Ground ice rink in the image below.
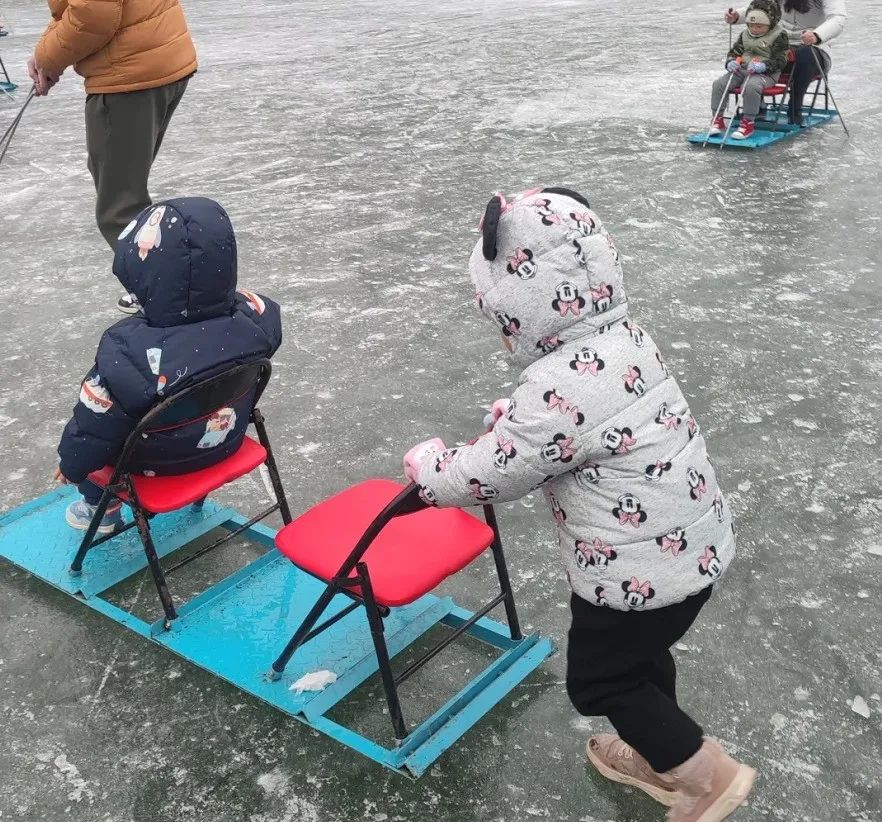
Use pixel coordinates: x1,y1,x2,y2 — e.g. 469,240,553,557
0,0,880,819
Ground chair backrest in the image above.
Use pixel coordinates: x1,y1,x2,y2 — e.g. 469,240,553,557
111,359,272,480
336,483,429,580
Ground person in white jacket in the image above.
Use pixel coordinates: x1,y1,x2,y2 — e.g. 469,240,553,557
403,188,755,822
725,0,847,125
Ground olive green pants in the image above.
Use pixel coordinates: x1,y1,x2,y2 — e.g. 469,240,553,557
85,76,189,250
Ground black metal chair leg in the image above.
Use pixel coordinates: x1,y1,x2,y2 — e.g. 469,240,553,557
483,505,523,641
133,505,178,628
358,563,407,740
269,584,339,678
69,488,114,575
253,409,293,525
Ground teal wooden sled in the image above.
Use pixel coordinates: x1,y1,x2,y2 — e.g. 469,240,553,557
0,485,553,776
688,106,837,149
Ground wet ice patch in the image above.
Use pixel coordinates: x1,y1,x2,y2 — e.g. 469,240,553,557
52,754,96,803
295,442,322,457
257,769,289,794
793,419,818,430
253,768,321,822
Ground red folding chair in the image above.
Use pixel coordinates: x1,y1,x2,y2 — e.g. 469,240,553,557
69,360,291,629
268,479,523,740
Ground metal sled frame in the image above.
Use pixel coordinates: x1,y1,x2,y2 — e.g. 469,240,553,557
689,71,835,149
0,486,552,776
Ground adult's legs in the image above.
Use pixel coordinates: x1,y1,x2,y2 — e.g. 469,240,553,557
85,77,190,250
566,586,712,774
788,45,830,125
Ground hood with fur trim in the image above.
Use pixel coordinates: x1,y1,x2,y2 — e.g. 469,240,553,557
469,187,628,368
745,0,782,28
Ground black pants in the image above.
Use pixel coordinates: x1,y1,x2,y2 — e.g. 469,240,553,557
788,45,830,125
566,586,712,774
78,480,104,506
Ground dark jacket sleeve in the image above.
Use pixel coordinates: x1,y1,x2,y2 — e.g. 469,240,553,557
767,32,790,73
57,364,140,484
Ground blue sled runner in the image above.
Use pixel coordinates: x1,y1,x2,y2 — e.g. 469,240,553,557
688,106,837,149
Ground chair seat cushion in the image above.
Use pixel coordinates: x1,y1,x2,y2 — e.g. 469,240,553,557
88,435,267,514
275,478,495,607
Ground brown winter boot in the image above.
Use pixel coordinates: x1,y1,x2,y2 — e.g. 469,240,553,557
661,739,756,821
586,734,679,806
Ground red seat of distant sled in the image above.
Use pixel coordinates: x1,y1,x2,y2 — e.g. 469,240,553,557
731,74,820,97
275,478,495,607
88,435,267,514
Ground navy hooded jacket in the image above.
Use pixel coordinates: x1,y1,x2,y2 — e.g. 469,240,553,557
58,198,282,484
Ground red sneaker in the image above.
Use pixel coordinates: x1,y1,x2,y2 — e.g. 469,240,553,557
731,118,755,140
708,116,726,136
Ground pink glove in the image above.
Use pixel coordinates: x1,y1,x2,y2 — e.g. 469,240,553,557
403,438,446,482
482,398,511,431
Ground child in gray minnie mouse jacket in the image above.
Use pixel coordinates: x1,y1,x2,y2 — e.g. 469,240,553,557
403,187,755,822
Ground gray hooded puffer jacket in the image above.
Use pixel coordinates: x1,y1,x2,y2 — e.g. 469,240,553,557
416,189,736,611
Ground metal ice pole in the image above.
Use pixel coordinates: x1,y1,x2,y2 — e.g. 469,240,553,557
704,55,743,147
0,85,35,166
810,46,849,137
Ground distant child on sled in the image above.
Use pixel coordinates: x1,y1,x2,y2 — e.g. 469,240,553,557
403,187,755,821
710,0,789,140
54,198,281,532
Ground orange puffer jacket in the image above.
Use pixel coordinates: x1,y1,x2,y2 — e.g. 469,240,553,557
35,0,197,94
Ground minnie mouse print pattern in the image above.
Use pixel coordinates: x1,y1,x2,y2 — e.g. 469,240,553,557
414,189,736,611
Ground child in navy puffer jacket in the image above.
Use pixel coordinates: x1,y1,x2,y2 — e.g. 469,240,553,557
403,187,755,821
55,197,282,532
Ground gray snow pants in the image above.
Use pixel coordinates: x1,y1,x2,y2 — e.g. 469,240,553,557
711,68,779,120
85,76,190,250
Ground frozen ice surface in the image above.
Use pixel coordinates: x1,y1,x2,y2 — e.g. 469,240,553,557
1,0,881,820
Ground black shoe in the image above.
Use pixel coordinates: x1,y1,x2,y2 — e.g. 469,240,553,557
117,293,141,314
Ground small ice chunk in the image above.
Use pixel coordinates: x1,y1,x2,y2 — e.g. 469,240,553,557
851,696,871,719
857,591,870,599
670,341,691,349
675,643,691,652
793,419,818,430
867,546,882,557
289,670,338,694
787,394,804,402
737,480,752,492
805,502,825,513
